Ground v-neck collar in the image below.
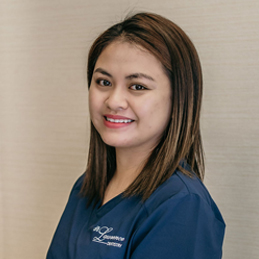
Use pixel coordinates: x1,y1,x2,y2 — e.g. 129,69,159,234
86,194,124,230
95,193,124,218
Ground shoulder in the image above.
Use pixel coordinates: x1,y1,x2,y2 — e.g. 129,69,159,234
130,170,225,259
144,168,224,225
67,173,85,198
144,169,207,208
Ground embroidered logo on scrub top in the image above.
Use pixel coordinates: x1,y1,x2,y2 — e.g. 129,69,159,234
92,225,125,248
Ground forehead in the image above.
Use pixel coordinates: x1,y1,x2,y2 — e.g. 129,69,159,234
95,41,167,79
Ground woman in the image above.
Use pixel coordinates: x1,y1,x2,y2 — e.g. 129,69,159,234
47,12,225,259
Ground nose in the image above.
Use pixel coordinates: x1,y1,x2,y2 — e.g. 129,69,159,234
105,87,128,111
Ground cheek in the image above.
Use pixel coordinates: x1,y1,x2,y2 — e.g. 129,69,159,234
141,95,171,118
144,96,171,130
89,88,103,116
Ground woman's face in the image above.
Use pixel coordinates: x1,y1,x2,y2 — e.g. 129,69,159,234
89,41,172,152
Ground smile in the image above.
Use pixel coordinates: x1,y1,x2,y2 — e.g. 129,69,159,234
105,117,133,123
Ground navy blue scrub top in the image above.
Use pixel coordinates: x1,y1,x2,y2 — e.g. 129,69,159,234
47,168,225,259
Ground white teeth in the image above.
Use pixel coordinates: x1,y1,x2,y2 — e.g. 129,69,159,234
106,117,133,123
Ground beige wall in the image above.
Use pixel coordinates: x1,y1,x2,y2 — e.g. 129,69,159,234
1,0,258,258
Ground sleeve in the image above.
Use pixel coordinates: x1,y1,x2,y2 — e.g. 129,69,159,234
129,193,225,259
46,174,85,259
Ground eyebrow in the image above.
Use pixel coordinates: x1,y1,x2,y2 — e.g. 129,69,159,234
93,68,155,82
94,68,112,77
125,73,155,82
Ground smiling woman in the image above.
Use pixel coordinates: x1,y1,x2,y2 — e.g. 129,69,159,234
47,12,225,259
89,41,172,156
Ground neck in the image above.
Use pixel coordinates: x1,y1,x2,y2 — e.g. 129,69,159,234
114,147,151,183
102,146,152,205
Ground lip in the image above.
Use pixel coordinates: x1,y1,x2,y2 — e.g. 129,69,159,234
103,114,134,129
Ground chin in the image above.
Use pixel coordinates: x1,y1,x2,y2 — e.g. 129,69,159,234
101,137,132,149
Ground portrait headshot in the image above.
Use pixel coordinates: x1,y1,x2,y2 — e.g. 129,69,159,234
1,1,258,259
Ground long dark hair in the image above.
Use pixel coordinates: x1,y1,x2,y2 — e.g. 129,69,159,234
81,12,204,206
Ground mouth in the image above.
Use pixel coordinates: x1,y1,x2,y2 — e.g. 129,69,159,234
104,116,134,124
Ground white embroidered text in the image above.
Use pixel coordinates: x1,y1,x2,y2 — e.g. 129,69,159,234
92,226,125,248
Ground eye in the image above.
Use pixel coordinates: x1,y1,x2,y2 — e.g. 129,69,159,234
130,84,147,90
97,79,111,87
